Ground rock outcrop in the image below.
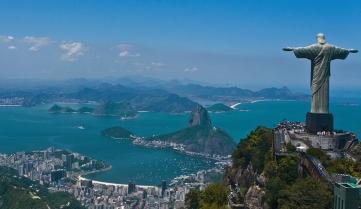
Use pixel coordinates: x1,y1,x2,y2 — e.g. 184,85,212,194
149,105,236,156
244,185,267,209
188,105,212,127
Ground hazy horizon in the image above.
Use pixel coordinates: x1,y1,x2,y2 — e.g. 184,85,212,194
1,0,360,90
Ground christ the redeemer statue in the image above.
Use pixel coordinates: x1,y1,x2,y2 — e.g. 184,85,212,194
283,33,357,133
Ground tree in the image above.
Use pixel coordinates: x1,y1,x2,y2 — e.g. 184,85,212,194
185,184,229,209
265,176,285,209
278,177,332,209
232,127,273,172
306,148,329,164
199,183,229,209
277,156,299,184
185,189,200,209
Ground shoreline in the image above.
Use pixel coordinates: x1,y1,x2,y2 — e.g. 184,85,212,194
129,136,231,161
78,175,156,189
77,164,112,176
0,104,22,107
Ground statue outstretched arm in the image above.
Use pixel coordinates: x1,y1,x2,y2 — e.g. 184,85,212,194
284,45,317,59
348,49,358,53
332,47,357,60
283,47,294,51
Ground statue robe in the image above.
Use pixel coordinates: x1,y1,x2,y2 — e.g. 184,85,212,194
293,44,349,113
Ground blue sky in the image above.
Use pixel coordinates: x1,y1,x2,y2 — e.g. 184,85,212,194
0,0,360,90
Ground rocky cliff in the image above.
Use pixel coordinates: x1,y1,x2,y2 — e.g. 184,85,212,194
149,105,236,156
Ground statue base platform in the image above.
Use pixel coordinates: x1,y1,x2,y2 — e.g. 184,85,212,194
306,112,333,134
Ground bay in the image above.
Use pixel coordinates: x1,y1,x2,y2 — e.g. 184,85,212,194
0,100,360,185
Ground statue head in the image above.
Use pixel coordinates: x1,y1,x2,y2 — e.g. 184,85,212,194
316,33,326,45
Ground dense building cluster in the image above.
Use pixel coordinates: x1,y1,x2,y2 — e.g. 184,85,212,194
0,147,107,184
0,97,24,106
0,147,225,209
54,167,222,209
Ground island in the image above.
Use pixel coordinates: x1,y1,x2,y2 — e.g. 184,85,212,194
48,102,137,118
101,126,133,139
102,105,236,157
92,102,137,118
49,104,76,113
207,103,234,113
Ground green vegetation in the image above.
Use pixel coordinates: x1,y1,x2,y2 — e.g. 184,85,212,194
49,102,137,118
277,177,332,209
93,102,137,117
0,166,84,209
185,189,200,209
192,127,336,209
185,183,229,209
232,127,273,172
264,155,307,208
151,125,236,156
285,142,296,153
101,126,133,139
49,104,76,113
207,103,233,112
307,147,361,178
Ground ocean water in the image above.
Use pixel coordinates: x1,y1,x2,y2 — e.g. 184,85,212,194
0,100,360,185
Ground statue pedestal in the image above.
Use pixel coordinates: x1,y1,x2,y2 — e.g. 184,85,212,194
306,112,333,134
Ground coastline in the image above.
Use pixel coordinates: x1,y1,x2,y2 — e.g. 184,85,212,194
128,136,231,162
230,98,297,108
78,175,156,189
77,164,112,176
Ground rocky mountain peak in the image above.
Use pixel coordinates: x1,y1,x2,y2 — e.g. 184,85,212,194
188,105,212,127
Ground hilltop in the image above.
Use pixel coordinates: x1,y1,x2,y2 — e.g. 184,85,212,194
148,105,236,156
186,127,361,209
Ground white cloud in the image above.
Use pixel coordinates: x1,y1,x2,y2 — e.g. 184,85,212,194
130,61,164,72
117,44,140,58
59,42,86,61
7,45,16,50
23,36,51,51
0,35,14,43
184,67,199,72
151,62,164,67
118,50,131,57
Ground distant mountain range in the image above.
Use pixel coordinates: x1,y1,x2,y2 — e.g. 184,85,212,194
0,77,308,113
161,84,308,103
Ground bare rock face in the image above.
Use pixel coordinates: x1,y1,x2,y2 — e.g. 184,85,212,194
347,141,361,161
244,185,267,209
256,172,267,187
149,104,236,156
188,105,212,127
235,164,257,189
